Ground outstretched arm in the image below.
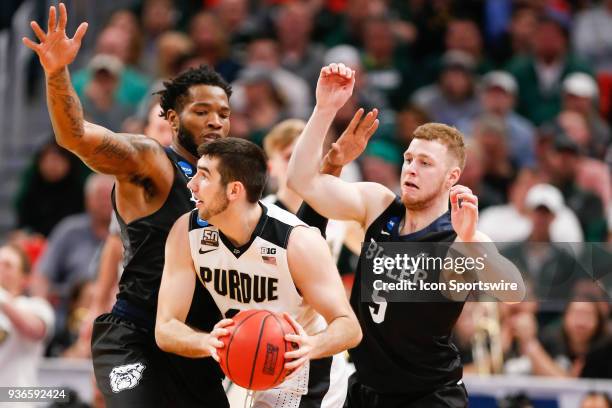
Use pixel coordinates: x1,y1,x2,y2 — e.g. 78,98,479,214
23,3,168,178
155,214,231,359
287,64,393,227
283,227,362,370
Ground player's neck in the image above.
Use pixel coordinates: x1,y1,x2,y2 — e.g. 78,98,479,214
276,188,302,214
400,196,449,235
211,203,263,247
170,142,198,165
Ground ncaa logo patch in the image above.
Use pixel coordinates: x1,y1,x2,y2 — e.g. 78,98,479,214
177,161,194,177
109,362,146,393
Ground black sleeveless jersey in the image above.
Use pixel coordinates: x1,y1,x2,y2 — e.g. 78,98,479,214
349,196,464,394
113,148,222,331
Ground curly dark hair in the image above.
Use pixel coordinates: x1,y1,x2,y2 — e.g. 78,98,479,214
156,65,232,117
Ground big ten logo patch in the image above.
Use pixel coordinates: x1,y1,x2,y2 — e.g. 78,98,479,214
261,247,276,255
201,229,219,247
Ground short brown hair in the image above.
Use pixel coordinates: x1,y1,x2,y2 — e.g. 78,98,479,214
3,244,31,276
263,119,305,157
412,123,466,169
198,138,268,203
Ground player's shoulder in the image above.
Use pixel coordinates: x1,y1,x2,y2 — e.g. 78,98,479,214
257,202,306,249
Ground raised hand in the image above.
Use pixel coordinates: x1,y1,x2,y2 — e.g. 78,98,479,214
315,63,355,113
22,3,88,74
450,185,479,242
323,108,379,172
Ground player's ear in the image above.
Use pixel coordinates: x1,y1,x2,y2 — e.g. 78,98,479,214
226,181,243,202
166,109,179,134
446,166,461,188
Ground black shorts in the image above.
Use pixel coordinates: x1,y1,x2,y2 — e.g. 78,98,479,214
91,313,229,408
344,372,468,408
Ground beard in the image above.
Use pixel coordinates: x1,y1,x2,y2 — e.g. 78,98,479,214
177,123,200,158
198,190,230,220
401,179,447,211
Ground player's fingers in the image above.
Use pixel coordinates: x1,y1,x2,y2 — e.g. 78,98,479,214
58,3,67,31
284,356,307,371
212,327,230,338
284,347,307,360
215,318,234,327
284,333,303,344
456,193,477,205
459,202,478,212
345,108,364,134
452,184,472,195
48,6,57,32
321,66,331,77
30,21,46,42
73,22,88,44
283,312,306,336
211,349,220,362
22,37,40,52
338,63,348,77
329,63,338,74
365,119,380,139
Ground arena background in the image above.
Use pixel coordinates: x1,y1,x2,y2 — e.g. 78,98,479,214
0,0,611,407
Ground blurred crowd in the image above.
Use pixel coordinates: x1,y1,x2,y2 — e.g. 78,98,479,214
1,0,612,406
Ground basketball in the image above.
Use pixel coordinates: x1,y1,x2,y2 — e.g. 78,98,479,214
218,310,298,391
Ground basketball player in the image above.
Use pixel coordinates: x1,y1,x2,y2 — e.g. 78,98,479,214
287,64,525,407
156,138,362,407
23,4,233,406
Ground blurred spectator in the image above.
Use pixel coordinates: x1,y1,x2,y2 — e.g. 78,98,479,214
262,119,306,213
31,174,114,330
412,50,480,126
572,0,612,74
362,140,402,193
140,0,179,75
581,336,612,379
444,17,493,75
561,73,611,160
155,31,194,80
499,300,540,375
361,15,414,109
459,140,504,211
235,69,289,145
479,172,584,243
507,15,593,125
549,113,611,208
14,141,87,237
275,1,325,88
323,0,389,48
501,184,582,302
81,54,135,129
73,25,151,116
543,135,608,241
530,301,608,377
489,5,538,67
324,44,388,113
0,244,54,391
231,36,311,120
580,392,612,408
107,9,143,69
473,115,515,201
215,0,258,46
189,11,242,83
458,71,536,168
392,103,430,149
47,280,95,359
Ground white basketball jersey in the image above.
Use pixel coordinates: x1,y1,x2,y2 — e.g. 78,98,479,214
187,203,326,335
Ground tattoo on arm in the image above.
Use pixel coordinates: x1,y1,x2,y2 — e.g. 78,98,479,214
47,69,84,139
93,132,133,160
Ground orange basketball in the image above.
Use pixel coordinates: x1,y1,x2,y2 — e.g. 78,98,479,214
218,310,298,390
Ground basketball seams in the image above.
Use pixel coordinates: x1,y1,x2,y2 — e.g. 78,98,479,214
270,313,291,386
225,309,268,383
248,313,273,389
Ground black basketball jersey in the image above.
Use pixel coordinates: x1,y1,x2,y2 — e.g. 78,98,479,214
349,196,464,394
113,148,222,331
